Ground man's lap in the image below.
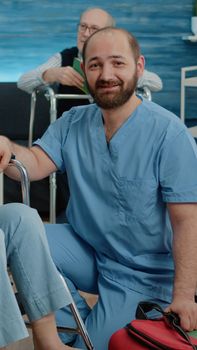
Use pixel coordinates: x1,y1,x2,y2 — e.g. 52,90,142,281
44,223,171,349
74,274,170,349
45,223,98,293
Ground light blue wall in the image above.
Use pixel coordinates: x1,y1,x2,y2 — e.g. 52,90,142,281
0,0,196,117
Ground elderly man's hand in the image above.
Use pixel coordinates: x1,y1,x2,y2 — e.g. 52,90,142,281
43,66,85,90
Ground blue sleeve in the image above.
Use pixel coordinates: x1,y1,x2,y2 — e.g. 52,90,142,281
159,128,197,202
34,109,74,172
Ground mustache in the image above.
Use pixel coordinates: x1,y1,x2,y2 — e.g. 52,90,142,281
95,79,122,88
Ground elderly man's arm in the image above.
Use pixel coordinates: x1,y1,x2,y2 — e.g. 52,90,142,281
17,52,85,94
166,202,197,331
137,69,163,92
17,53,61,94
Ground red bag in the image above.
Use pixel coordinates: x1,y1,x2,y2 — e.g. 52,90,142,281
108,302,197,350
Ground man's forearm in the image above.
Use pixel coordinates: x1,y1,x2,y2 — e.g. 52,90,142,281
1,137,39,181
170,204,197,300
0,136,56,181
173,228,197,300
17,70,46,94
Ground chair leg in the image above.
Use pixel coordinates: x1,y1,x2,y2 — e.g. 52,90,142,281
57,274,94,350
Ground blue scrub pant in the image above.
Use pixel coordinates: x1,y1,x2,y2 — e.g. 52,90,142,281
45,223,170,350
0,203,71,348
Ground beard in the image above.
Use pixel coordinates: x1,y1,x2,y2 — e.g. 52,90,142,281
87,72,138,109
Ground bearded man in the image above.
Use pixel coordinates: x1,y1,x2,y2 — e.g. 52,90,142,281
1,28,197,350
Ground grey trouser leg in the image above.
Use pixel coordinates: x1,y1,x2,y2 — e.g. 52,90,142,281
0,203,71,347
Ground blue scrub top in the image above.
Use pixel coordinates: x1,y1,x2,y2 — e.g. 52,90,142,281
35,99,197,301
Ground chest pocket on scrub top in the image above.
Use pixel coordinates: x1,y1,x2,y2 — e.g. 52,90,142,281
116,178,159,221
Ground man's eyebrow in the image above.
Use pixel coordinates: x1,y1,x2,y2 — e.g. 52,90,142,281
87,55,125,64
109,55,125,59
87,56,99,63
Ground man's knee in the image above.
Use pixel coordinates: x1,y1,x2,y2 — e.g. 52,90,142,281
1,203,39,224
0,203,43,242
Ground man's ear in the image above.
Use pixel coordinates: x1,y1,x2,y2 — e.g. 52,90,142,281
136,55,145,78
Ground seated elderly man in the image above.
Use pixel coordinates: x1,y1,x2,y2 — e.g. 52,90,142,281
0,203,79,350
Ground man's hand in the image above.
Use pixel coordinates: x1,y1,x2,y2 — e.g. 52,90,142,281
0,136,13,172
165,297,197,331
42,67,85,90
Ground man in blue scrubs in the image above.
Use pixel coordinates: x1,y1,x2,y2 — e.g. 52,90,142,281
1,27,197,350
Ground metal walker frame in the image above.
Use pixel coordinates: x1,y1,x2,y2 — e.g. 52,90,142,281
9,157,94,350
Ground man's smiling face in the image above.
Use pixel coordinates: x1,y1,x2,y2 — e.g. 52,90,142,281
83,30,144,109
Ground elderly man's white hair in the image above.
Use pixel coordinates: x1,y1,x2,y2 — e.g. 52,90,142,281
80,7,116,27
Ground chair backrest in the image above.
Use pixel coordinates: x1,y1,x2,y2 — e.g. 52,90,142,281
136,86,152,101
180,65,197,122
180,66,197,138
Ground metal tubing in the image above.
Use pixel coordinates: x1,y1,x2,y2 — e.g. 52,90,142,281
8,158,30,206
49,172,56,224
142,86,152,101
59,274,94,350
43,87,57,223
55,93,91,100
28,90,37,148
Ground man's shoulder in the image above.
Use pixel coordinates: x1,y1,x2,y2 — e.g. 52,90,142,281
72,103,98,116
62,103,98,122
141,99,186,135
142,99,178,121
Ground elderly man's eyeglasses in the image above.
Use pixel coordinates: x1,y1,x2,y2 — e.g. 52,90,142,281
78,23,100,35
